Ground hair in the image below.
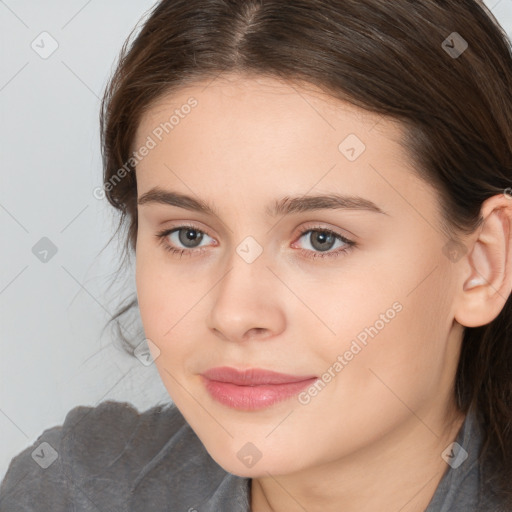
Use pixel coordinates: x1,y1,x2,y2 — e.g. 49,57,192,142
99,0,512,504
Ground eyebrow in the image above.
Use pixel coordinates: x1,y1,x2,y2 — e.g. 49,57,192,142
137,187,388,217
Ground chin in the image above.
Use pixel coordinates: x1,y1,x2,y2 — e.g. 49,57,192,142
204,440,302,478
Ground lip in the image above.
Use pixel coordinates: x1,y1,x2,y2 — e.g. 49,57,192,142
200,367,318,410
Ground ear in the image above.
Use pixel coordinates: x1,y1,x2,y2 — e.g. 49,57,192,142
453,192,512,328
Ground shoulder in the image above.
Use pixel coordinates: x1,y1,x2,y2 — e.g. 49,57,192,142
0,399,195,511
431,408,512,512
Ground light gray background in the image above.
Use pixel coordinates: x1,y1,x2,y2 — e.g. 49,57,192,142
1,0,511,481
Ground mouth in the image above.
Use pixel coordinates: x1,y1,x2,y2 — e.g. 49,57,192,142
200,366,318,410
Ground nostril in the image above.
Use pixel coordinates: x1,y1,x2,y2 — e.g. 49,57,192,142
245,327,269,340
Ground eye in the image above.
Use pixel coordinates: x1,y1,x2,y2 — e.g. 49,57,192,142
292,227,356,260
155,224,356,260
155,225,215,257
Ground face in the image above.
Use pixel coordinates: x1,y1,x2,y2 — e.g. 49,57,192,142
133,73,463,477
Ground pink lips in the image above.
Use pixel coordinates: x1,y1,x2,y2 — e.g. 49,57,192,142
200,366,318,410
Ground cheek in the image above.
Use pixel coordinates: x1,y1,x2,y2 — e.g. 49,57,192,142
135,240,191,349
135,246,199,405
313,244,454,405
135,236,217,379
136,254,168,336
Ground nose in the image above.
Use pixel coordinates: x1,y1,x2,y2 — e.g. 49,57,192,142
206,246,286,343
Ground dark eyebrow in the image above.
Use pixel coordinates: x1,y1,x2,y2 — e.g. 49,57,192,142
267,194,388,216
137,187,388,216
138,188,219,216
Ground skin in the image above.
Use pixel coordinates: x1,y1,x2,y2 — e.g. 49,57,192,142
133,73,512,512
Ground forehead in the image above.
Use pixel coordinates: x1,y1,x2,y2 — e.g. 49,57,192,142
132,73,439,225
134,73,404,150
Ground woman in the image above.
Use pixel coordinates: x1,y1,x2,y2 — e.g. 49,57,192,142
1,0,511,510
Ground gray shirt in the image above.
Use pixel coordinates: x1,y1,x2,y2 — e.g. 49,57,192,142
0,399,509,511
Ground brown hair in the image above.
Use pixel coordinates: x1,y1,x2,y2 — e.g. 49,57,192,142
99,0,512,503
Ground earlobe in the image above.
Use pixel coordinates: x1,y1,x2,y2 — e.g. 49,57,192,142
454,195,512,328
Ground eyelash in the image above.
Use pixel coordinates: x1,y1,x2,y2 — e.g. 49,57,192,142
155,224,356,260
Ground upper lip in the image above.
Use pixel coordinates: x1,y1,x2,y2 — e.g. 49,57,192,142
201,366,317,385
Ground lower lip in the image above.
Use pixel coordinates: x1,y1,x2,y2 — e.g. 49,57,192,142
201,376,318,410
